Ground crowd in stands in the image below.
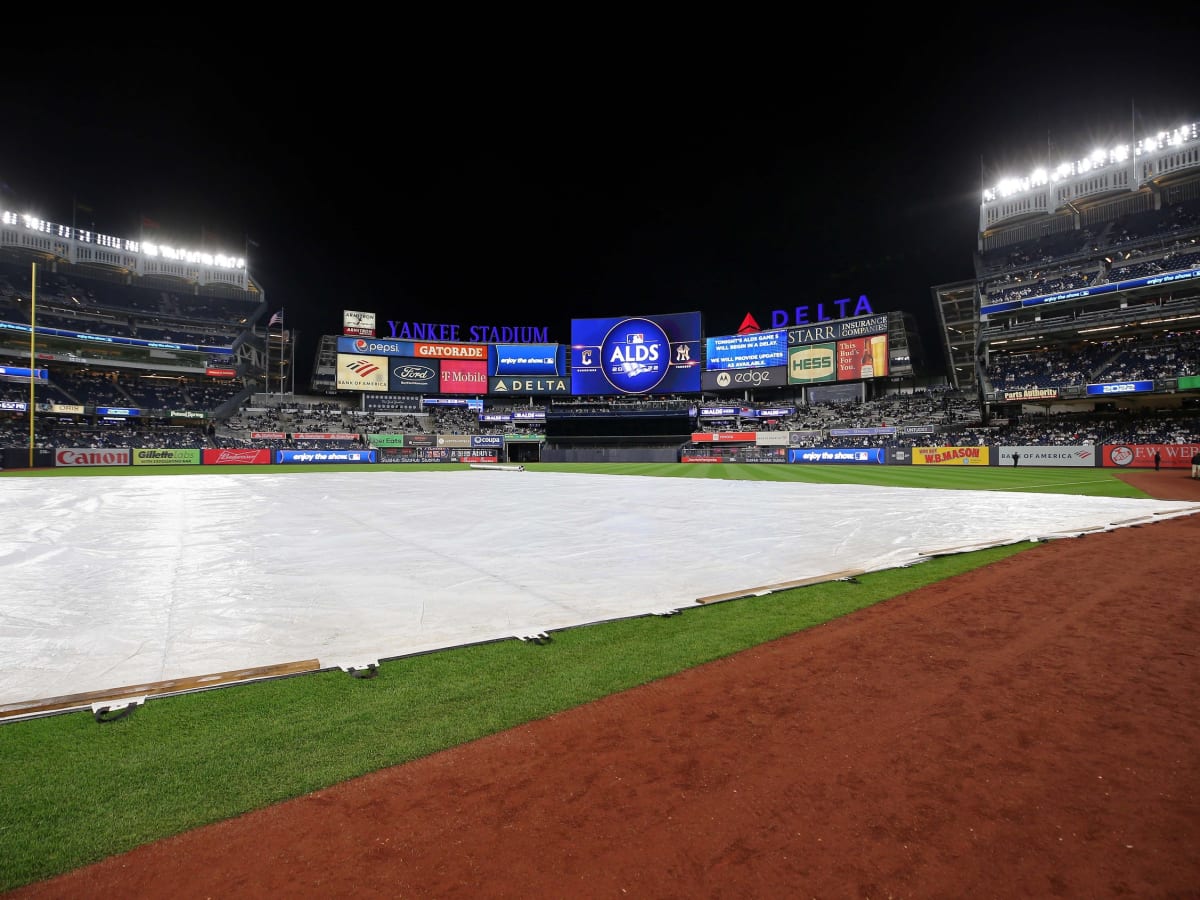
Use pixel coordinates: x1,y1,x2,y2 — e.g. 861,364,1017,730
0,260,253,349
985,331,1200,392
0,367,245,412
4,388,1197,457
978,198,1200,306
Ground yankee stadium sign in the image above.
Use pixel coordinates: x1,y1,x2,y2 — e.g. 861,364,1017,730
384,321,551,343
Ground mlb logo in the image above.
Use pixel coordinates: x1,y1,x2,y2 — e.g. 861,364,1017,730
626,333,644,344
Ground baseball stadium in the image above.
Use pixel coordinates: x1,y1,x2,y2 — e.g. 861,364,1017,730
1,115,1199,897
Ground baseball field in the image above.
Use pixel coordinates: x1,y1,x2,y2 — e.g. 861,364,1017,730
1,462,1198,897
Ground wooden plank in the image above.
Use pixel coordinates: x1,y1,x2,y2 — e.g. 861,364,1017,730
0,658,323,721
695,570,867,605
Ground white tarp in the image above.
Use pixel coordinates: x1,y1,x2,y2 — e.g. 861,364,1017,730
2,469,1197,709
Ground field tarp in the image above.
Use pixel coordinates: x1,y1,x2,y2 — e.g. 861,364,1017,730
2,470,1198,711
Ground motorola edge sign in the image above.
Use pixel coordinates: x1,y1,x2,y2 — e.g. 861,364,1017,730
702,366,786,391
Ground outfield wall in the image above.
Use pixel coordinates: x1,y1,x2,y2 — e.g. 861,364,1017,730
3,442,1198,470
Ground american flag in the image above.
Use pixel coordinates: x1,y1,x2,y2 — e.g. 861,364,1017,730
268,309,284,328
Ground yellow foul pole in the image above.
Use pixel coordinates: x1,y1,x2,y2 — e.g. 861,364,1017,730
28,262,37,468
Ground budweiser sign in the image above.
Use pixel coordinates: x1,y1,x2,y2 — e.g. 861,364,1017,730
203,448,271,466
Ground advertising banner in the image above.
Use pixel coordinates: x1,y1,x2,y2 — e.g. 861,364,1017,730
363,393,422,413
489,376,570,395
251,431,287,440
423,397,483,407
132,448,202,466
1001,388,1059,401
569,312,702,395
788,431,823,444
343,310,376,337
681,455,725,463
740,449,787,463
689,432,757,442
1101,443,1200,468
787,447,886,464
293,432,360,441
1086,380,1154,396
274,449,378,464
0,399,27,411
405,433,436,447
48,403,86,415
788,343,836,383
472,434,505,448
205,367,237,378
386,357,439,393
440,359,489,394
95,406,141,417
755,432,791,446
491,344,563,376
786,313,888,345
512,409,547,420
830,426,895,437
413,342,489,361
55,448,131,467
911,446,991,465
366,434,405,447
835,334,889,379
999,445,1097,467
1179,375,1200,390
704,330,787,370
340,336,409,355
336,354,389,392
202,447,272,465
0,365,48,382
436,434,472,448
170,410,206,420
701,365,788,391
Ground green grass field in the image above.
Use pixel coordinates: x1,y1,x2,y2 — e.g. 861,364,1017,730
0,462,1155,890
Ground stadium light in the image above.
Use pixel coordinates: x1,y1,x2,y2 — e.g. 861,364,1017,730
1,207,245,270
983,120,1198,202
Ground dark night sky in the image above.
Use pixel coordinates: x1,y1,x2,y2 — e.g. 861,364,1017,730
2,24,1198,386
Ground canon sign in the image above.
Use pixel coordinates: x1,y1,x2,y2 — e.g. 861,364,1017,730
57,448,131,467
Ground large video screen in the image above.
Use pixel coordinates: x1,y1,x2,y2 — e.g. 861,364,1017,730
704,330,787,370
570,312,702,395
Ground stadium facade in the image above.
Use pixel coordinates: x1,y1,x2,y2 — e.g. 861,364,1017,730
933,119,1200,415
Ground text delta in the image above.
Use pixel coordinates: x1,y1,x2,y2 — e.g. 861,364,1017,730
771,295,873,328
